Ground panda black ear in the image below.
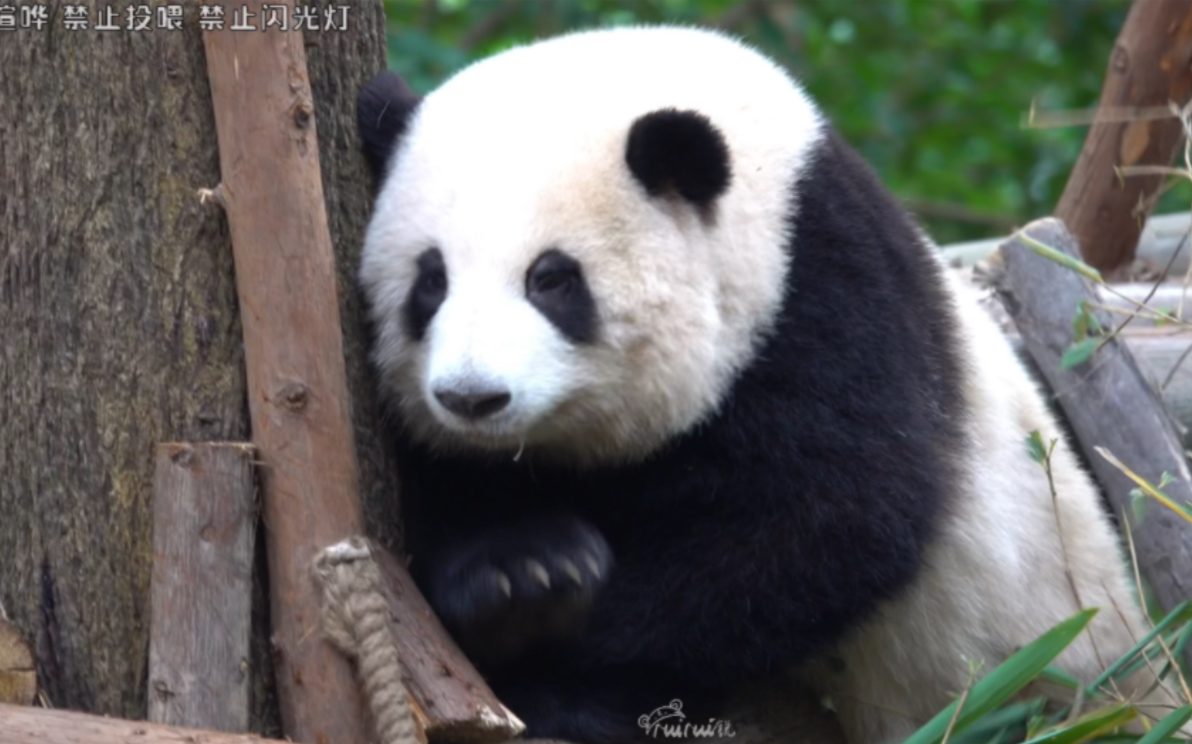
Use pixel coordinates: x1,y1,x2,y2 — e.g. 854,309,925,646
357,70,422,183
625,109,731,207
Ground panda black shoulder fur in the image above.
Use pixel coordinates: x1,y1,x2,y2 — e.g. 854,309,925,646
357,26,1171,744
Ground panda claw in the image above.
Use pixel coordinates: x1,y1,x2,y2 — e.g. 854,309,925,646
496,570,512,598
558,557,583,586
582,552,602,580
526,559,551,589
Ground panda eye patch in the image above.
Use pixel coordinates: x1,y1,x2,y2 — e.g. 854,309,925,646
529,264,576,295
403,247,448,341
526,249,597,344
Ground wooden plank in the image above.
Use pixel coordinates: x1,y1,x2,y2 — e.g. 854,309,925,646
373,548,524,744
994,218,1192,635
0,703,285,744
148,442,256,732
200,6,372,742
0,619,35,707
1054,0,1192,276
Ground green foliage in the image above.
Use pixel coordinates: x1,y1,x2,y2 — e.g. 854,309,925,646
1021,703,1136,744
1137,708,1192,744
381,0,1192,244
901,608,1098,744
896,603,1192,744
1063,300,1103,369
1071,300,1102,342
1026,430,1049,464
1060,337,1098,370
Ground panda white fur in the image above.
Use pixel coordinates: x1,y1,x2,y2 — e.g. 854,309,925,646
357,26,1173,744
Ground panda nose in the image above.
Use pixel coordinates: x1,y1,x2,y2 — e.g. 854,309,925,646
434,387,512,419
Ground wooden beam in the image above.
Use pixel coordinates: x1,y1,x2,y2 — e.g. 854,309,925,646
1054,0,1192,277
201,6,371,742
372,548,524,743
994,218,1192,632
0,703,285,744
148,442,257,732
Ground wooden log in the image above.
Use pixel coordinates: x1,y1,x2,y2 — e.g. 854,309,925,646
994,218,1192,637
148,443,257,732
1098,282,1192,324
0,703,285,744
201,8,371,743
373,548,525,743
1006,334,1192,447
1123,334,1192,443
1054,0,1192,277
941,211,1192,273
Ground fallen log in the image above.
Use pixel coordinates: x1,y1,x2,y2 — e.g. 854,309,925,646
941,211,1192,273
994,218,1192,639
1004,333,1192,446
1122,334,1192,443
1097,282,1192,324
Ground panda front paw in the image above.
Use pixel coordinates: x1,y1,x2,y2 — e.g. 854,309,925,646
427,515,613,663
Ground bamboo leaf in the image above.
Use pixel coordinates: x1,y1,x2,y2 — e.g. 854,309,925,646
1038,665,1080,690
1096,448,1192,528
1087,600,1192,692
1027,431,1048,464
902,609,1098,744
1135,705,1192,744
1020,703,1135,744
1015,231,1104,283
946,701,1042,744
1060,338,1099,369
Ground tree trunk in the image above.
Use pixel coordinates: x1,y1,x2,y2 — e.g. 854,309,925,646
0,1,395,733
1054,0,1192,278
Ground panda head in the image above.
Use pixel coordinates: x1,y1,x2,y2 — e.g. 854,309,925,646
358,27,822,466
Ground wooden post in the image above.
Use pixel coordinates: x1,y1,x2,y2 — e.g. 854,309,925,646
994,218,1192,642
148,443,257,732
1054,0,1192,277
201,6,372,742
0,703,287,744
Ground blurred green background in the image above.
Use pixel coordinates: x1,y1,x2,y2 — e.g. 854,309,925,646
381,0,1179,245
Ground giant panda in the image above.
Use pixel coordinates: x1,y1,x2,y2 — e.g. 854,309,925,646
356,25,1174,744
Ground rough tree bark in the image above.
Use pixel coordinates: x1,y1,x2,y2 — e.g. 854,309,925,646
0,1,397,732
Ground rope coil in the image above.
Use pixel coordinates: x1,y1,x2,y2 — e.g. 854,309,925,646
314,536,421,744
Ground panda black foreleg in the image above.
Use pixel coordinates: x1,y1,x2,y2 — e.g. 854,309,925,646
418,513,615,666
